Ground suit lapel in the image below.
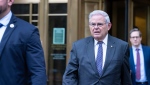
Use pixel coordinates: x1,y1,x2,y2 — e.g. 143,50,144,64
101,35,115,75
86,35,117,77
86,37,99,76
0,15,17,59
130,48,135,72
142,46,149,73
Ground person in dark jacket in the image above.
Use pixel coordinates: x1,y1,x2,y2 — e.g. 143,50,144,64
63,10,132,85
0,0,47,85
129,28,150,85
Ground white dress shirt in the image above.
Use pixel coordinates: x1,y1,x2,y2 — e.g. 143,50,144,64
94,34,108,69
0,11,12,43
132,45,147,82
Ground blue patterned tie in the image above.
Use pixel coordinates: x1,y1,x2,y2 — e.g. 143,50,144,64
0,23,3,28
96,41,103,76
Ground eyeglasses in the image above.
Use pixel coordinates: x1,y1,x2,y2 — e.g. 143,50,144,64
89,23,106,27
130,36,141,39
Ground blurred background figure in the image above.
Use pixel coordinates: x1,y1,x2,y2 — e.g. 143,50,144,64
129,28,150,85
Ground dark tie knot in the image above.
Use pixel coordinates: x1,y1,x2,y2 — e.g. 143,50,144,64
97,41,103,45
0,23,4,28
136,48,140,51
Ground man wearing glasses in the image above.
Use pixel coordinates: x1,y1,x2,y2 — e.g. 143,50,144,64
63,10,132,85
129,28,150,85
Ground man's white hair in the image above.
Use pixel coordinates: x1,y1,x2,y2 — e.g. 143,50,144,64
89,10,110,23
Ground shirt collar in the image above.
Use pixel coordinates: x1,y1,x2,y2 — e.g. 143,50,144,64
94,34,108,46
0,11,12,26
132,44,142,51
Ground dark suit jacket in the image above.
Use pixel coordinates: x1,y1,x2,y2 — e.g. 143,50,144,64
129,45,150,85
0,14,46,85
63,35,132,85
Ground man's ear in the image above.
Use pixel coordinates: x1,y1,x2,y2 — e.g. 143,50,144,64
8,0,14,6
107,23,112,31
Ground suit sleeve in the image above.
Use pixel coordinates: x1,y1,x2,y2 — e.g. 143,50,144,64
63,43,78,85
121,44,132,85
26,28,47,85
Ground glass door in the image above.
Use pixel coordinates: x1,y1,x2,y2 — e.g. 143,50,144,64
48,3,67,85
133,2,150,45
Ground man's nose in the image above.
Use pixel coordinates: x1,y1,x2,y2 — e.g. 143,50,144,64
94,25,99,28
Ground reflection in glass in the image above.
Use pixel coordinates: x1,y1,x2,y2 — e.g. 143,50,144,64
17,16,29,22
49,3,67,13
32,4,38,14
12,4,30,14
32,16,38,20
32,22,38,26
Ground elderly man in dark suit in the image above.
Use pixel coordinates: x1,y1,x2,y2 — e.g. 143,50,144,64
0,0,46,85
129,28,150,85
63,10,132,85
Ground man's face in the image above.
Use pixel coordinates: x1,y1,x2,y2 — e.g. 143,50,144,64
130,31,142,47
0,0,14,18
89,15,111,41
0,0,8,14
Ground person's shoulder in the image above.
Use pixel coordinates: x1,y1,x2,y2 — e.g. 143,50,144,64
73,36,93,44
142,45,150,49
16,17,35,28
109,35,128,44
11,14,36,30
12,15,38,35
